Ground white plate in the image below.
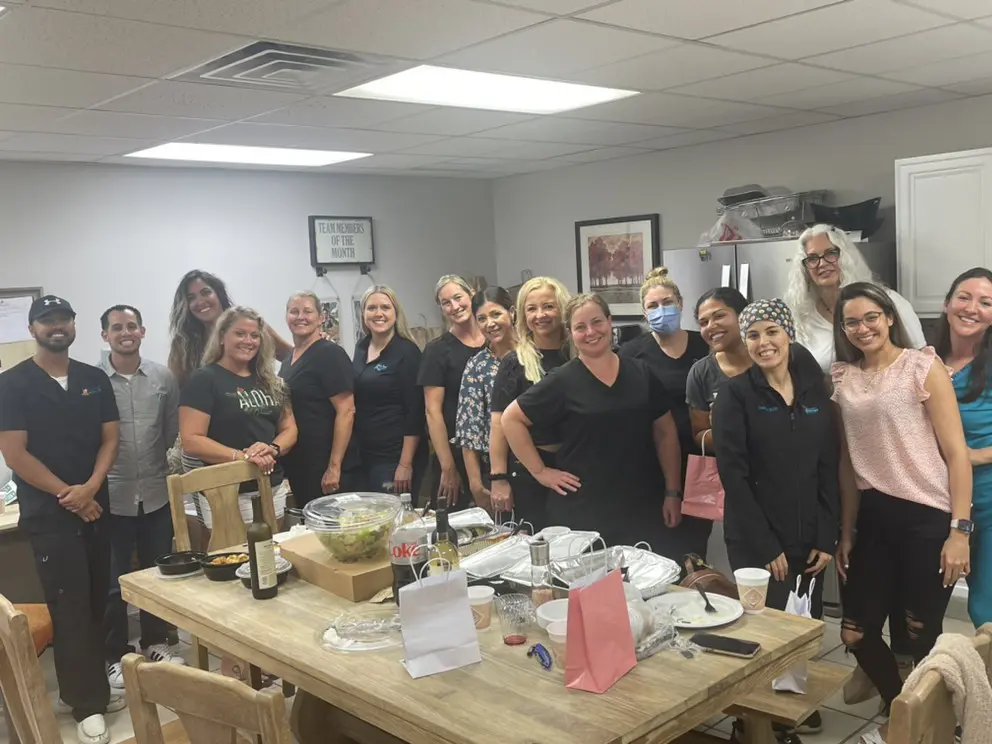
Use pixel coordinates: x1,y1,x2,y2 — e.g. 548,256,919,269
648,592,743,630
156,569,202,581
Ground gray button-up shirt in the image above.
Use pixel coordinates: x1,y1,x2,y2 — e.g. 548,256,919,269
100,354,179,516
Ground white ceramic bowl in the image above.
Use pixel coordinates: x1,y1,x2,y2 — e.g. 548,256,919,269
536,598,569,630
547,620,567,645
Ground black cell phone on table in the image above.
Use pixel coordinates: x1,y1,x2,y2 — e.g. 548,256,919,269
691,633,761,659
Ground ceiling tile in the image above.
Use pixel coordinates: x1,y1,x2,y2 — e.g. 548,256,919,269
670,63,852,102
0,104,77,131
574,44,776,91
374,108,535,135
483,140,594,158
0,133,154,155
570,91,791,127
274,0,546,60
817,86,963,116
35,111,222,139
894,0,992,20
97,81,307,121
399,137,511,157
478,117,685,144
342,153,452,169
882,49,992,86
183,122,444,152
437,19,677,77
945,75,992,95
248,97,433,128
0,6,247,78
707,0,950,59
756,76,921,109
31,0,343,39
633,128,737,149
804,23,992,74
0,132,18,144
716,110,840,135
0,151,99,162
554,145,652,162
580,0,847,40
0,64,151,108
485,0,609,14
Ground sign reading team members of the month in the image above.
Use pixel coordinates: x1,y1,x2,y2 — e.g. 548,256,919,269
309,216,375,268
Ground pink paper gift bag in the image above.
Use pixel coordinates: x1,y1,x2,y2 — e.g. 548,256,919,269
564,569,636,693
681,439,725,522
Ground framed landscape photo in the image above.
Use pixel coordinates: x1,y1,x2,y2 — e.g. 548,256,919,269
575,214,660,319
309,216,374,268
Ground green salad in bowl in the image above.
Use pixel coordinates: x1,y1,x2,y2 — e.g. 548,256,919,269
304,493,401,563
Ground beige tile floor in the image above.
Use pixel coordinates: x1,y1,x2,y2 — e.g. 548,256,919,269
0,607,978,744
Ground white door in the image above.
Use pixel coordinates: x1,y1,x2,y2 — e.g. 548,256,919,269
896,149,992,315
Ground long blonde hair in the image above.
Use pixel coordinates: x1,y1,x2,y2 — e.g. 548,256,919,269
360,285,414,342
202,306,287,404
639,266,683,306
514,276,571,383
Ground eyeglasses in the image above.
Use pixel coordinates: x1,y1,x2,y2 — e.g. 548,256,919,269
802,246,841,269
842,311,884,333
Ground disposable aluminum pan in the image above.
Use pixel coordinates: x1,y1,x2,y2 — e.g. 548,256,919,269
536,545,680,599
461,530,599,580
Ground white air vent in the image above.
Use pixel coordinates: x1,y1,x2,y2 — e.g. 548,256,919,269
174,41,395,94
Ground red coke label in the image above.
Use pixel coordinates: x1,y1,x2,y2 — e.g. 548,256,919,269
389,526,427,565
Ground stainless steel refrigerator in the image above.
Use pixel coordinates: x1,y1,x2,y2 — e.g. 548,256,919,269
661,235,897,330
661,234,896,615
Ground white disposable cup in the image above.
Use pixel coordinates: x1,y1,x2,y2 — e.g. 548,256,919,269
734,567,771,614
547,620,567,667
468,585,495,630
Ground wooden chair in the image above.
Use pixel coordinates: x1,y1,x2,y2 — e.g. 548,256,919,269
121,654,293,744
0,595,60,744
888,625,992,744
167,461,277,554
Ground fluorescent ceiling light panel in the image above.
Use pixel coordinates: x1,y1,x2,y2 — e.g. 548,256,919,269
124,143,371,167
336,65,638,115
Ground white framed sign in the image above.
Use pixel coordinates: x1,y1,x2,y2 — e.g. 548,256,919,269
309,216,375,267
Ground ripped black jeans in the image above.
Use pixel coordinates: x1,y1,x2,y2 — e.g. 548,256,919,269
840,489,953,707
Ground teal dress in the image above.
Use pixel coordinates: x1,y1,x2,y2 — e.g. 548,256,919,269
954,363,992,626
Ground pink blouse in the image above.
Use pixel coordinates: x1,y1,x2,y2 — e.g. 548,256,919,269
831,347,951,512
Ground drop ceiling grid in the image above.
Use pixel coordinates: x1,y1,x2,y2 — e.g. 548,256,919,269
0,0,988,175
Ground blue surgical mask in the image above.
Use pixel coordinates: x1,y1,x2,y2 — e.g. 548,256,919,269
647,305,681,334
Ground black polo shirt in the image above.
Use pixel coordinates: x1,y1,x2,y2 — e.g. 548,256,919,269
0,358,119,534
417,332,485,441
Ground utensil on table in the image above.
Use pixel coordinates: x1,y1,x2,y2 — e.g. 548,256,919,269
696,585,717,614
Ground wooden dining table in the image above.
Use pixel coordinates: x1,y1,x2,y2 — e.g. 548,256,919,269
121,569,823,744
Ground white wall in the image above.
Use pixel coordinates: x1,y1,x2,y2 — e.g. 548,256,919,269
0,162,495,366
493,93,992,288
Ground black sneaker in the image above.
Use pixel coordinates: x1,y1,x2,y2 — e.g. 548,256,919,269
731,719,805,744
796,711,823,735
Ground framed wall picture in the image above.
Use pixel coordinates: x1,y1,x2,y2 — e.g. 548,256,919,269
575,214,660,319
309,216,374,267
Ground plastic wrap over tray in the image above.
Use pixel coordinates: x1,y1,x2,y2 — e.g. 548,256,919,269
462,530,599,579
490,531,602,584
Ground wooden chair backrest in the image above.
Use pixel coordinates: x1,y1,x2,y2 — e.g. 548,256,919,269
888,626,992,744
0,595,60,744
167,461,276,553
122,654,293,744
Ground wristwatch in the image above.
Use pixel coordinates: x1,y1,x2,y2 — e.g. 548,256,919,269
490,473,508,482
664,489,683,500
270,442,282,457
951,518,975,535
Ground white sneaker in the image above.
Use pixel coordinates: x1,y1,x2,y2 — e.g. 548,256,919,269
144,643,186,665
57,694,126,716
107,662,124,691
76,714,110,744
860,726,887,743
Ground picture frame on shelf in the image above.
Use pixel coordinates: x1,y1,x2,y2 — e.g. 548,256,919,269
574,214,660,319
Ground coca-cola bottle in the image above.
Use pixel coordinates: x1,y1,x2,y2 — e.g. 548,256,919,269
389,522,428,605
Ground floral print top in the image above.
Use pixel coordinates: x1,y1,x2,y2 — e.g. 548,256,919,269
452,347,501,453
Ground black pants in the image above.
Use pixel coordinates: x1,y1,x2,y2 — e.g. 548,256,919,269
28,520,112,722
729,550,825,619
428,449,471,511
842,489,953,706
285,462,365,508
104,503,174,663
507,450,555,533
661,515,714,564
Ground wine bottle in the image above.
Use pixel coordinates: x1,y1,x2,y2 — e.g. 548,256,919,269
247,494,278,600
429,502,460,573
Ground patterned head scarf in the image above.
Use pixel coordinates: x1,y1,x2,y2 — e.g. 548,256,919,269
738,298,796,341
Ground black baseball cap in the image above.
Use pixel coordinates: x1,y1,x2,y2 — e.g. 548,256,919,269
29,295,76,323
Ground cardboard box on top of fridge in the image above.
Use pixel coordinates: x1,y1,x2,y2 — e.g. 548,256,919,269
279,532,392,602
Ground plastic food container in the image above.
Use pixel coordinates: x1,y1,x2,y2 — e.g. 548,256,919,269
303,492,402,563
536,598,568,630
236,556,293,588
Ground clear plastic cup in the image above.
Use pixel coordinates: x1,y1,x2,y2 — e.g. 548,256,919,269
546,620,567,668
734,567,771,614
495,593,534,646
468,585,495,630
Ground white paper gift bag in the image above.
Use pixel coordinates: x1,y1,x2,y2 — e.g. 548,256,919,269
398,567,481,679
772,575,815,694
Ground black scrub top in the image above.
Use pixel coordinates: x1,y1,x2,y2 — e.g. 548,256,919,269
353,334,424,466
516,356,673,546
417,332,484,444
278,340,359,480
491,347,567,446
619,331,708,468
0,358,119,534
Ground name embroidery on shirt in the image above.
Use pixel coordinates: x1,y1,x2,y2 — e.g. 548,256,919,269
374,363,388,372
81,386,101,396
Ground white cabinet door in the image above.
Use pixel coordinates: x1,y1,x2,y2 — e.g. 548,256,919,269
896,149,992,315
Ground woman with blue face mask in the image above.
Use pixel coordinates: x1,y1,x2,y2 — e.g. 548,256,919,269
619,267,710,560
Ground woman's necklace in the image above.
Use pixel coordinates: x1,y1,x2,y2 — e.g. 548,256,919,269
859,350,901,392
